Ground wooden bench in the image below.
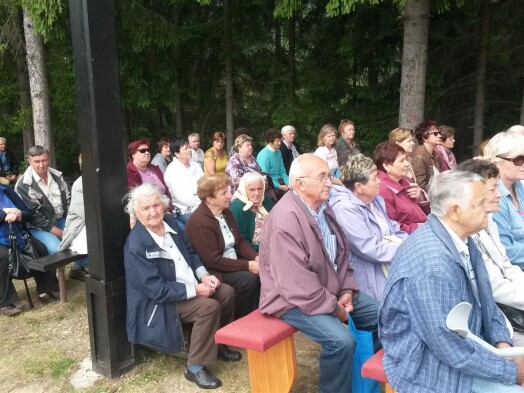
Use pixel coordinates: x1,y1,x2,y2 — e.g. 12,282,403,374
361,348,396,393
27,250,88,304
215,309,298,393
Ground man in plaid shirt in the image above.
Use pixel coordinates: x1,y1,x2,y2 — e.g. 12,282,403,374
379,170,524,393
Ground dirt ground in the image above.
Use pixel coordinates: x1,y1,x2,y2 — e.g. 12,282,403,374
0,276,321,392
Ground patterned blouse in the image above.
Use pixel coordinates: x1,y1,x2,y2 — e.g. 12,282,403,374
225,153,264,196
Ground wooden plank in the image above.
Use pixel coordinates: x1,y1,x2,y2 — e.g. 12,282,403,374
27,251,87,272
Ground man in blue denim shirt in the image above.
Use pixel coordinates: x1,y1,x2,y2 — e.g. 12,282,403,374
379,170,524,393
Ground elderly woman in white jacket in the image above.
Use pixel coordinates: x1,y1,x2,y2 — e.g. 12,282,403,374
458,159,524,346
164,137,204,227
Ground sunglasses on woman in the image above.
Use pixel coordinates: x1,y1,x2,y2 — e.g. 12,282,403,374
136,148,150,154
497,155,524,166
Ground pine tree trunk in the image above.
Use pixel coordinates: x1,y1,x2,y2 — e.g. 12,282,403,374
287,17,296,106
398,0,430,130
14,10,34,153
224,0,234,150
23,11,53,160
472,0,490,156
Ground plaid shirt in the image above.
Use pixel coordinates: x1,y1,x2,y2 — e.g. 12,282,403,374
379,214,517,393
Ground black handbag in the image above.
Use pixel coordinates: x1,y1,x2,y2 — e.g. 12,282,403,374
497,303,524,333
8,223,40,279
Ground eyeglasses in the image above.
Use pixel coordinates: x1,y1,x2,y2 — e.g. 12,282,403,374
497,155,524,166
298,173,334,183
428,131,441,137
136,148,150,154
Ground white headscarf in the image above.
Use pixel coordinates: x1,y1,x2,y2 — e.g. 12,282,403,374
233,172,269,217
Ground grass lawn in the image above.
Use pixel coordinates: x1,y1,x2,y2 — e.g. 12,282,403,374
0,275,321,392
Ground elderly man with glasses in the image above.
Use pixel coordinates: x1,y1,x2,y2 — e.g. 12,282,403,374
259,153,380,393
380,170,524,393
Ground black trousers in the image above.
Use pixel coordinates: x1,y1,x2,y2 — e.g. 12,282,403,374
221,270,260,319
0,241,58,307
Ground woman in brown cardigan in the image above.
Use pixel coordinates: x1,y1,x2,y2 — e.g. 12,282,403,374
186,174,259,318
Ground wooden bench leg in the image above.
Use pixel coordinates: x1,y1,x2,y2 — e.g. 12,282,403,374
57,266,67,303
385,383,396,393
246,335,297,393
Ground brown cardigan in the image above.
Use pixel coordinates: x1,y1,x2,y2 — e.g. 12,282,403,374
185,202,258,279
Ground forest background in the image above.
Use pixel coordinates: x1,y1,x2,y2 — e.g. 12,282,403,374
0,0,523,179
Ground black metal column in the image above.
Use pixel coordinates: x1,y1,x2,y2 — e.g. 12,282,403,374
69,0,135,377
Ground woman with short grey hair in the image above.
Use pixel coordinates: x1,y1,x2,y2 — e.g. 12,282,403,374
483,131,524,268
329,154,408,300
123,182,239,390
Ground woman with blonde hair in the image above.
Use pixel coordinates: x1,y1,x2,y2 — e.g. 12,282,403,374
314,124,343,185
484,131,524,268
204,132,228,175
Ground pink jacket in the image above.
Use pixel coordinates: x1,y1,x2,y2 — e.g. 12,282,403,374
377,171,429,234
259,191,358,318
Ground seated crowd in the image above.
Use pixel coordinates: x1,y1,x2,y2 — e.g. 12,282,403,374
4,121,524,392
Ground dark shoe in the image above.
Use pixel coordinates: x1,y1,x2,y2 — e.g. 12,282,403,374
37,292,59,304
0,304,22,316
184,366,222,389
217,344,242,362
69,267,88,282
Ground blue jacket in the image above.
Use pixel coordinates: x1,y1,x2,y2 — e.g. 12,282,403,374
379,215,516,393
492,180,524,268
329,185,407,300
124,214,205,353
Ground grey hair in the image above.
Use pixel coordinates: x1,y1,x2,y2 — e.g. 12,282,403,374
124,183,170,216
27,145,49,158
188,133,200,139
483,131,524,165
428,170,484,218
0,137,6,144
339,154,376,191
289,153,317,185
507,125,524,135
281,125,296,136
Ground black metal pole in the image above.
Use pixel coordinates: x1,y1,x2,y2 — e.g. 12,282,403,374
69,0,135,377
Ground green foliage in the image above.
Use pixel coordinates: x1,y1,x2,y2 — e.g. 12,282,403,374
20,0,67,42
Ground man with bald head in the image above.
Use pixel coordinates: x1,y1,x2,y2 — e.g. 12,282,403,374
259,153,380,393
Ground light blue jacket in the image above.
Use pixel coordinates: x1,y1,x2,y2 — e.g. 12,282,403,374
492,180,524,269
329,185,408,300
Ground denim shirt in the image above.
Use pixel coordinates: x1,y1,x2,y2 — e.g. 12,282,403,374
492,180,524,269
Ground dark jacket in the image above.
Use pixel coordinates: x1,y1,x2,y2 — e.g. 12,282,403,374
124,214,204,353
0,149,19,176
335,137,360,168
15,167,70,231
185,202,257,280
0,185,32,248
279,141,302,175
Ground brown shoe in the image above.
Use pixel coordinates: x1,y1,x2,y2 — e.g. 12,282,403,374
0,305,22,316
38,292,59,304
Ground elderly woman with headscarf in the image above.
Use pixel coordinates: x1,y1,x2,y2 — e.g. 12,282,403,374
186,174,260,319
230,173,274,252
123,183,239,390
483,131,524,269
329,154,408,300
